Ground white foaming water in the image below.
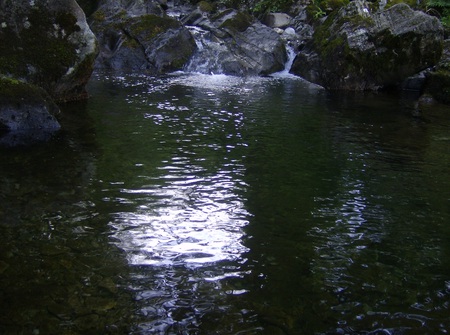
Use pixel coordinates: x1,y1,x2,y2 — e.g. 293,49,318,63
270,44,297,78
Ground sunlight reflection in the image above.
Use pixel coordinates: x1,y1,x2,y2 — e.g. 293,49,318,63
109,167,250,268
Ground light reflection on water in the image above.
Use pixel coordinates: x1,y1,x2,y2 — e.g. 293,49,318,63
109,167,250,267
1,72,449,334
92,73,450,334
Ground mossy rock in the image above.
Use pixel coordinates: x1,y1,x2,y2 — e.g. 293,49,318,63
198,1,215,13
0,0,98,101
425,70,450,104
295,1,444,90
124,14,181,41
385,0,420,10
0,77,60,132
213,9,253,32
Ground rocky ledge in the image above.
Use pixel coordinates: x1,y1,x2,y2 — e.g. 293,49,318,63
0,0,98,146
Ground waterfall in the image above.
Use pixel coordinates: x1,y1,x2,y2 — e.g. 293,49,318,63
270,43,297,78
184,26,227,74
184,25,298,78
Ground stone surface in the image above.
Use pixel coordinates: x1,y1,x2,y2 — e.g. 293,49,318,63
0,78,60,147
290,1,444,90
423,39,450,104
262,13,293,29
90,1,196,73
0,0,98,101
184,8,287,75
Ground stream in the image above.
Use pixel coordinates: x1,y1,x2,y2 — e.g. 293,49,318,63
0,71,449,334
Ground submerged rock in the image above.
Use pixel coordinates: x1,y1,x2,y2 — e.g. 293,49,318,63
290,1,444,90
90,1,196,73
0,0,98,101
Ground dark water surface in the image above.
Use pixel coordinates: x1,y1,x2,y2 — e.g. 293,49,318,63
1,72,449,334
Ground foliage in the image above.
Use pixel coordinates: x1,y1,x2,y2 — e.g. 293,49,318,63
306,0,349,20
252,0,295,13
427,0,450,27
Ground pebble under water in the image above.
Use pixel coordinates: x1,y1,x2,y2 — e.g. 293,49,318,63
0,72,449,334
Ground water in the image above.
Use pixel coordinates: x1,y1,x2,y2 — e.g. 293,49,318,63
0,72,449,334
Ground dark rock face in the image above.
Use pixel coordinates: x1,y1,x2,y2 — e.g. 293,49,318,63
184,8,287,76
0,78,60,147
290,1,444,90
423,39,450,104
90,1,196,73
0,0,98,101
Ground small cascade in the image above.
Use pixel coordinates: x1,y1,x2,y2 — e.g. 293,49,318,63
184,26,227,74
271,43,297,78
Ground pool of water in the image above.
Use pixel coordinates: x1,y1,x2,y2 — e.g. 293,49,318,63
0,72,449,334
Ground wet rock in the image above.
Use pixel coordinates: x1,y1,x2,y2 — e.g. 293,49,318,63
0,78,60,147
290,1,444,90
185,9,287,75
0,0,98,101
90,1,196,73
423,39,450,104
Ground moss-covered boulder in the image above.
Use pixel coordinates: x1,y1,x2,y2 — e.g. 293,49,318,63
90,1,196,73
0,78,60,146
290,1,444,90
0,0,98,101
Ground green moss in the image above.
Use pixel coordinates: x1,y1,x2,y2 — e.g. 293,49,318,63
215,11,253,32
91,10,106,22
124,15,180,40
426,70,450,104
385,0,420,10
0,6,81,93
0,77,50,105
198,1,215,12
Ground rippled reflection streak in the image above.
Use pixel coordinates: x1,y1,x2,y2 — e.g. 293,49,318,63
104,74,258,332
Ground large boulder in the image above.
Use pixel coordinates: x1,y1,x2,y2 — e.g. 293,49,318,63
90,1,196,73
0,78,60,147
290,1,444,90
183,8,287,75
0,0,98,101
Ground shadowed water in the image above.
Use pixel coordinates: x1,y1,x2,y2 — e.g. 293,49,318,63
0,72,449,334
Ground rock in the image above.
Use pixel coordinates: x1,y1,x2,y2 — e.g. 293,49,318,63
90,2,196,73
184,9,287,75
0,0,98,101
401,71,427,91
0,78,60,147
423,39,450,104
262,13,293,29
290,1,444,90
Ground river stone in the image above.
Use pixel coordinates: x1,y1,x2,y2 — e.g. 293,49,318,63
0,0,98,101
262,13,293,29
0,78,60,147
290,1,444,90
90,3,196,72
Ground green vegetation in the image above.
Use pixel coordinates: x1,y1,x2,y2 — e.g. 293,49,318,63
125,14,181,40
0,77,50,105
427,0,450,26
206,0,450,27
